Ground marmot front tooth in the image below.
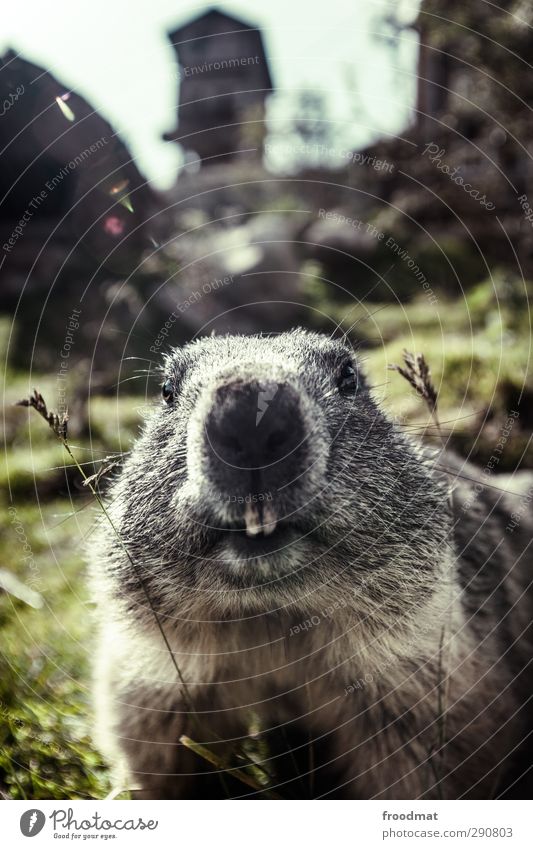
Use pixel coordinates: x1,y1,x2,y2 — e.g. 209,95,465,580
262,506,277,536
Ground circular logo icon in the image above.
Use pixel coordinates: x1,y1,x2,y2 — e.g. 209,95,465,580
20,809,46,837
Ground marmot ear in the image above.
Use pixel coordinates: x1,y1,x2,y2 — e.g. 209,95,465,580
161,345,182,371
160,346,188,396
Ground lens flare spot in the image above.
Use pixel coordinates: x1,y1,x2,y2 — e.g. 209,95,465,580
118,195,134,213
109,179,130,196
55,94,75,122
103,215,126,237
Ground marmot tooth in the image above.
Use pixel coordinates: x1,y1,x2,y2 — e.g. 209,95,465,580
262,506,277,536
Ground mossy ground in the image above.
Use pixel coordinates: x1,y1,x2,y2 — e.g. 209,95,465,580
0,496,110,799
1,337,144,798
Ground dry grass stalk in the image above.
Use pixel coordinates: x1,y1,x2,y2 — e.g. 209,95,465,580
389,350,440,435
388,350,437,408
389,351,450,796
17,389,68,440
179,736,280,798
82,457,121,489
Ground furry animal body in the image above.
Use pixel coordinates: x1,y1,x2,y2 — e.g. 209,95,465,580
90,330,533,799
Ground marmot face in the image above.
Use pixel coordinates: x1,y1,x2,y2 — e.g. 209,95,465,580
111,330,450,615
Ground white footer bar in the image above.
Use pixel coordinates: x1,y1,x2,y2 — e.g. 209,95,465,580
1,799,529,848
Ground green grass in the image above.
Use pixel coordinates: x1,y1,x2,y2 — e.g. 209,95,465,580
1,343,147,798
0,498,110,799
306,271,533,469
0,358,147,799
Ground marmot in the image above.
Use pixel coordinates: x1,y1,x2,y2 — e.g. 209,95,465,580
90,330,533,799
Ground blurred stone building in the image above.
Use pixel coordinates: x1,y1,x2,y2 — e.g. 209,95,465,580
300,0,533,297
163,9,273,164
0,50,158,368
0,50,156,297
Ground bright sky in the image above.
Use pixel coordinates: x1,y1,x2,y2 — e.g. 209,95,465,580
1,0,420,188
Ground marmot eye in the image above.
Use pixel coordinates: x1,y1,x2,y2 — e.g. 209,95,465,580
338,362,357,394
162,379,175,403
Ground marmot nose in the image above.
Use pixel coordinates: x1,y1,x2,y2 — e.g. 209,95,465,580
204,380,306,488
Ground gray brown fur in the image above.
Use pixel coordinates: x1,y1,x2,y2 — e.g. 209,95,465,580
89,330,533,799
